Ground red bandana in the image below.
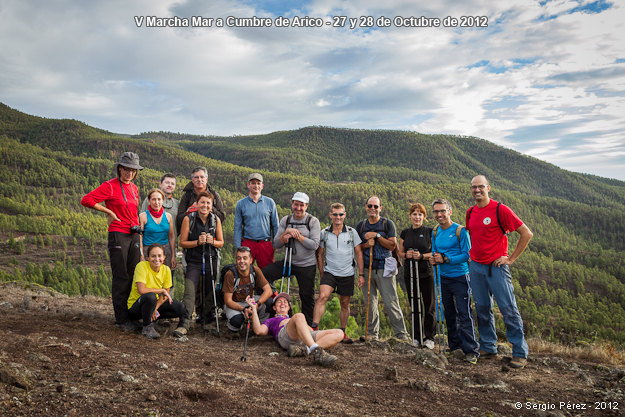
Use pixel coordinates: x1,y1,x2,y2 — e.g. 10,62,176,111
148,206,163,218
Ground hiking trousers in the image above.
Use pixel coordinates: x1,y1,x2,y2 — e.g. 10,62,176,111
363,268,408,339
108,231,141,324
262,262,316,326
403,267,436,342
182,261,217,329
469,261,528,358
441,274,479,355
128,292,187,327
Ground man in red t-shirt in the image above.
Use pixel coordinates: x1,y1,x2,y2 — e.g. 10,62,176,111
466,175,533,369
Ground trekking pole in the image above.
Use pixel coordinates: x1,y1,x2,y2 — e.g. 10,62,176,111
414,258,424,347
200,232,207,336
364,246,373,342
240,318,251,362
408,255,415,344
434,264,445,354
280,239,292,293
209,249,220,334
286,241,293,294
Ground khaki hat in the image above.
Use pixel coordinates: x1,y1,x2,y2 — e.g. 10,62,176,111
114,152,143,171
247,173,263,182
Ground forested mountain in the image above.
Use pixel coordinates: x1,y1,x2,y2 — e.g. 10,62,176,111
1,102,624,348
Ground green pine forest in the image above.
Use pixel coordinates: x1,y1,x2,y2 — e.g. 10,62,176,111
1,102,624,348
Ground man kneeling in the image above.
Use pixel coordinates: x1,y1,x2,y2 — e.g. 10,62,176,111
248,293,342,366
222,246,273,337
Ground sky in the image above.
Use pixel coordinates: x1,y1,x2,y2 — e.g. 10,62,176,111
1,0,624,180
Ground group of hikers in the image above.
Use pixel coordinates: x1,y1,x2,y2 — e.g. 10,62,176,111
81,151,533,369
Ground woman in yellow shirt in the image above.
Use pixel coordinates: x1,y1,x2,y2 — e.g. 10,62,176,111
128,243,187,338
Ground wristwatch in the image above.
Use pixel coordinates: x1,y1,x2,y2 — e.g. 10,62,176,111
375,233,381,239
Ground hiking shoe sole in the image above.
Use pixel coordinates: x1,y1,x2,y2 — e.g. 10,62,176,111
313,347,337,367
287,344,307,357
478,349,498,359
464,354,478,365
509,357,527,369
173,327,187,338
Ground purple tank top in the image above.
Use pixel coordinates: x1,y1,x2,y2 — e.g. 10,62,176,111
264,316,289,341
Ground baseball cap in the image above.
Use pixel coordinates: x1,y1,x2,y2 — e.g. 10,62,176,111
247,173,263,182
291,192,309,204
273,292,291,303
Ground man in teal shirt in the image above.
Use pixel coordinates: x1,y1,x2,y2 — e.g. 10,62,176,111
430,198,479,364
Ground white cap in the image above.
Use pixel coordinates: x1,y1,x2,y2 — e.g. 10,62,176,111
291,192,309,204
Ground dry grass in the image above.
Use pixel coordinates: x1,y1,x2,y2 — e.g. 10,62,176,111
528,337,625,366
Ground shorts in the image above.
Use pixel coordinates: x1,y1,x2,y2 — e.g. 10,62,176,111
277,325,318,350
320,271,354,297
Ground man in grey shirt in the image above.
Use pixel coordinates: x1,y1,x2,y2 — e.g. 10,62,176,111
261,192,320,325
312,203,364,343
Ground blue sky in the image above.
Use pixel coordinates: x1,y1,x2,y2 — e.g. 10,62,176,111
1,0,624,180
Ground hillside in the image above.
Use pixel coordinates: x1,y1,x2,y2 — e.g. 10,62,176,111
1,282,624,417
1,102,625,350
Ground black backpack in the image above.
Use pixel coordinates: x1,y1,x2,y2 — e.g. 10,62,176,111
466,202,508,236
215,264,255,308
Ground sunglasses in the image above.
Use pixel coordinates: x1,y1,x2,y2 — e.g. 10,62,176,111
367,204,379,209
239,246,251,252
330,213,346,217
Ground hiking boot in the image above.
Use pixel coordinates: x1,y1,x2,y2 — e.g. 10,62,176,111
225,330,240,340
287,344,307,357
172,327,187,338
312,347,337,367
464,352,478,365
397,334,411,342
478,349,498,359
509,357,527,369
142,323,160,339
423,339,435,350
341,333,353,344
118,320,140,332
359,335,378,342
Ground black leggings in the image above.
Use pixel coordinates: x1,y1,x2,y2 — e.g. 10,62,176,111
128,292,187,326
403,260,436,341
108,232,141,324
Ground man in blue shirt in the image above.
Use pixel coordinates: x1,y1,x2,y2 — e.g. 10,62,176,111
430,199,479,364
233,173,280,268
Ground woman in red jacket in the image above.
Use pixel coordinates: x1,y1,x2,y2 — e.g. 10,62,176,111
81,152,144,332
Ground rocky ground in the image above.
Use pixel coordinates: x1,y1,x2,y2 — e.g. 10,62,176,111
1,281,624,417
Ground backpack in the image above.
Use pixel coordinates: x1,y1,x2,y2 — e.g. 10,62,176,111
357,217,402,267
215,264,255,309
432,224,466,243
466,202,508,236
285,214,313,230
319,226,358,276
183,211,219,261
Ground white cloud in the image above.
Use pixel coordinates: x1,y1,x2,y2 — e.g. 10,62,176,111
0,0,624,180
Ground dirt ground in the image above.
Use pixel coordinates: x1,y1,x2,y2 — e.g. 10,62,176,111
1,282,624,417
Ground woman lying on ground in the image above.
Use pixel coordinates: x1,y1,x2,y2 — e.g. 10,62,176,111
127,243,187,339
248,292,342,366
139,188,176,269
